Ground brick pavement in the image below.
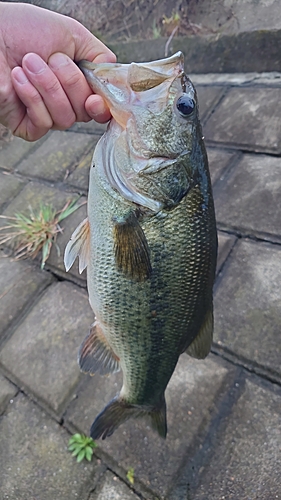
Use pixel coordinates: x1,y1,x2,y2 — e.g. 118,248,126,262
0,72,281,499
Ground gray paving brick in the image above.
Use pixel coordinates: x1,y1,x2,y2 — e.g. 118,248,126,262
204,87,281,153
214,154,281,242
0,374,17,415
65,354,232,498
16,131,94,182
47,201,87,284
0,181,76,223
207,147,236,185
0,252,53,344
0,281,94,417
0,172,25,210
0,393,98,500
66,148,96,191
196,85,224,121
217,231,237,274
90,471,139,500
192,377,281,499
214,239,281,382
69,120,107,135
0,135,41,171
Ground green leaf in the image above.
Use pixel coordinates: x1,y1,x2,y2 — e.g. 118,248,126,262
71,449,80,457
76,449,86,463
68,443,78,451
57,198,82,222
126,467,135,485
68,433,82,444
85,447,93,461
41,240,51,269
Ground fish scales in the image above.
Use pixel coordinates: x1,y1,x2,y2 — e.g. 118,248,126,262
64,52,217,439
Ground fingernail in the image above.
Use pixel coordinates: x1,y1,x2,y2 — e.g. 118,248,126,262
48,53,70,70
12,67,28,84
24,53,46,74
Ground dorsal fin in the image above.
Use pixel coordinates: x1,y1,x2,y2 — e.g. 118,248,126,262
64,217,90,274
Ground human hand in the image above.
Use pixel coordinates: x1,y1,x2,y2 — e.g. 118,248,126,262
0,2,116,141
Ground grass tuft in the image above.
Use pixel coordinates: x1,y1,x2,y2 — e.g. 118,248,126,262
0,199,83,269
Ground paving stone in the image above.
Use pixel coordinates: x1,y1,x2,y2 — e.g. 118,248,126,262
190,72,281,86
90,471,138,500
47,200,88,284
217,231,237,274
207,147,237,185
0,374,17,415
16,131,94,182
192,377,281,499
0,252,53,344
214,239,281,382
0,171,26,210
214,154,281,242
66,148,95,191
196,85,224,121
65,354,232,498
1,181,74,220
0,135,42,171
0,393,98,500
204,87,281,153
0,281,94,417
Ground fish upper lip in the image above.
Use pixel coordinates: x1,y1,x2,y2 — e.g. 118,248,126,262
77,53,185,128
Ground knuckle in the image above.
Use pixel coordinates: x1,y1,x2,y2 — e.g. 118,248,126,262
63,70,82,90
54,111,76,130
44,78,61,96
29,89,44,105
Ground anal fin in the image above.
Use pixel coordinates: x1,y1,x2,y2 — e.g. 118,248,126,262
113,211,152,281
64,217,90,274
79,322,120,375
185,308,213,359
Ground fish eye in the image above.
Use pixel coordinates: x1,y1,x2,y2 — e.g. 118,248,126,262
176,95,195,117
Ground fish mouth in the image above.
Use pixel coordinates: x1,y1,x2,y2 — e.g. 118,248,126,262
78,52,185,128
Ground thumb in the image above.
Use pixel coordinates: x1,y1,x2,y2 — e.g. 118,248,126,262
70,18,116,64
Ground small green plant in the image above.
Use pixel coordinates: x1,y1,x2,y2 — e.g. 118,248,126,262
163,11,181,26
126,467,135,485
0,199,82,269
68,433,97,463
152,20,161,39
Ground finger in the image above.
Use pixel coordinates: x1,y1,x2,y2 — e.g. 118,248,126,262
22,53,76,129
85,94,112,123
11,66,53,141
48,53,92,123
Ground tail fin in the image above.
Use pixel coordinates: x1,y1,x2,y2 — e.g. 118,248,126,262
90,395,167,440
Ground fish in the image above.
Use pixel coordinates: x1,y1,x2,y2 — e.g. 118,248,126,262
64,52,217,440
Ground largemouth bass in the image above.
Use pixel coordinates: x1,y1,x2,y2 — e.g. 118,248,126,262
64,52,217,440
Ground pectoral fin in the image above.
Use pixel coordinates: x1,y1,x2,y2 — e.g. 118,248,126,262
185,308,213,359
113,211,152,281
78,322,120,375
64,217,90,273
